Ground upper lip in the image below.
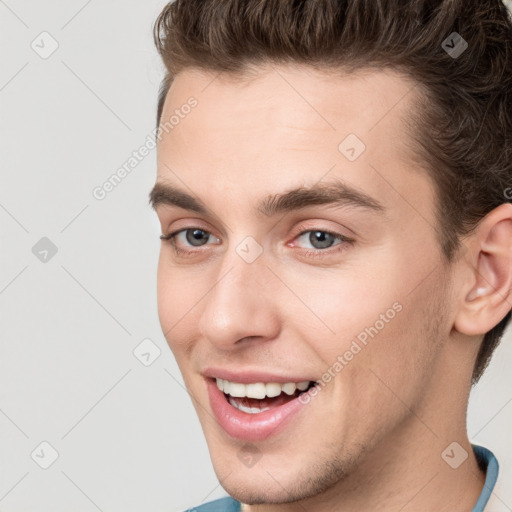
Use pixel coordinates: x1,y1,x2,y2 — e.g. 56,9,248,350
202,367,317,384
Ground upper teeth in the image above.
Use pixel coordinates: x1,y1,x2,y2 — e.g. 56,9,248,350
216,378,311,398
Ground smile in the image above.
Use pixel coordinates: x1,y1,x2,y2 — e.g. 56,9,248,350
206,374,319,441
217,378,316,414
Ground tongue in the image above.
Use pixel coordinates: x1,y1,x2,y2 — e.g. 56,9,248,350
228,391,299,409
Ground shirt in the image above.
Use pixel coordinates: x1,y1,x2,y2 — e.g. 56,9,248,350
187,444,499,512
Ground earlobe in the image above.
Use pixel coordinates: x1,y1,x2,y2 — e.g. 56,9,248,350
454,203,512,336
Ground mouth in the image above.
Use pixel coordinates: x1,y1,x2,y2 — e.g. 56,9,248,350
205,375,320,441
216,378,318,414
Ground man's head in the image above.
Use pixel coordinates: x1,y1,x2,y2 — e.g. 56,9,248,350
149,0,512,506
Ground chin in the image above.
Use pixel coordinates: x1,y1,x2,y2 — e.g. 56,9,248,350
220,480,308,506
212,452,352,506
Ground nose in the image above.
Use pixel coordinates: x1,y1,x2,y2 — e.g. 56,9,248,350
197,249,281,350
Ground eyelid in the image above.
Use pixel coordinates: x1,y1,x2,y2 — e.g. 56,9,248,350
160,218,220,239
292,230,352,247
290,222,354,243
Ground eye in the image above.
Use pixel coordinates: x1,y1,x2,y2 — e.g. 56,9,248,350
160,227,220,252
296,230,341,249
179,228,212,247
294,229,351,250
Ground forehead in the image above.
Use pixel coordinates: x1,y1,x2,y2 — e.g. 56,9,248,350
156,64,434,225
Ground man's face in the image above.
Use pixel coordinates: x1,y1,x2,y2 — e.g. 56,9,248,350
152,65,456,504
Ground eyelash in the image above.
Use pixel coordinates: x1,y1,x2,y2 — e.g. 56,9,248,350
160,225,354,259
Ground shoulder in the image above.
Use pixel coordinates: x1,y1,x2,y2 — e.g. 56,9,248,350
184,496,241,512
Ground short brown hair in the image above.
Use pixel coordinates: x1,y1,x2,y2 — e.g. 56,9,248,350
153,0,512,384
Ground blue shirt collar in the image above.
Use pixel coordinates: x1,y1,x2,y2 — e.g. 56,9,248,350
471,444,499,512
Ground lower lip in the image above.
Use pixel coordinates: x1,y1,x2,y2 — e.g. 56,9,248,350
206,379,310,441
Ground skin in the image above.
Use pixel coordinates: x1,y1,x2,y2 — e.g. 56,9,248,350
151,63,512,511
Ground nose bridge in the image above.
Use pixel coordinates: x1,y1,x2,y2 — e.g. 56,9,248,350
197,243,279,347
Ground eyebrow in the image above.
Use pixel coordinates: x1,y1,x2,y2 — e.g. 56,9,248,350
148,179,385,218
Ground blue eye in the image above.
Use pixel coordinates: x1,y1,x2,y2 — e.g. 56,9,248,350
179,228,211,247
296,230,342,250
290,228,354,259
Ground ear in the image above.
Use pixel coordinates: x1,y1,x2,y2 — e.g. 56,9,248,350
454,203,512,336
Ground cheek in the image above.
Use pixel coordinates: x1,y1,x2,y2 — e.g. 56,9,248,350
346,278,446,414
286,262,402,354
309,284,443,450
298,255,438,395
156,256,201,350
311,238,441,360
156,256,174,330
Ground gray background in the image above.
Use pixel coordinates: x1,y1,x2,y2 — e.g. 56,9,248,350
1,1,511,511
